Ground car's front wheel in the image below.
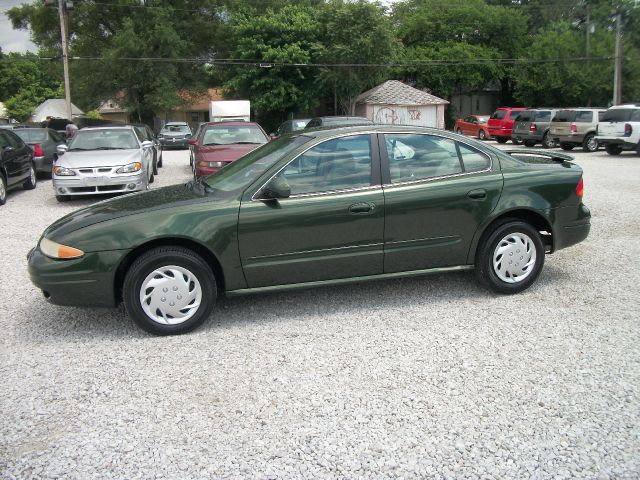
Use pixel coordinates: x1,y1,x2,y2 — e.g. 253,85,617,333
475,220,545,294
583,133,598,152
478,129,486,140
123,247,217,335
542,132,556,149
605,144,622,156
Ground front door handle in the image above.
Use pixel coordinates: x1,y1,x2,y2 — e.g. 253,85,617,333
349,202,374,214
467,189,487,200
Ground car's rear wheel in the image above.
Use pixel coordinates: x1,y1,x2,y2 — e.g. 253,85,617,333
0,175,7,206
605,144,622,156
496,137,508,144
123,247,217,335
523,140,536,147
583,133,598,152
475,220,545,294
23,164,37,190
560,143,575,151
542,132,555,149
55,195,70,202
512,138,522,145
478,129,486,140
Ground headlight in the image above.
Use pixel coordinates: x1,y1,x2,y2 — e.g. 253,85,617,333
53,166,76,176
199,161,226,168
40,237,84,259
116,162,142,173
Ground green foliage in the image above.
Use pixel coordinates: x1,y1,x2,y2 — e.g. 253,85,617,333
84,109,103,120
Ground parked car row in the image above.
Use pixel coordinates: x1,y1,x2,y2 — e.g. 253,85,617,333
455,104,640,155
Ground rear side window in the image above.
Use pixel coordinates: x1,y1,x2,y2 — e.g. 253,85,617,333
552,111,575,122
491,110,506,120
575,111,593,123
458,142,490,172
631,110,640,121
600,109,635,122
535,111,552,122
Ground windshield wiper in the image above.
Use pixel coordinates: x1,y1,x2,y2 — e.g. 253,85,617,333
203,142,222,146
68,147,89,151
234,141,259,144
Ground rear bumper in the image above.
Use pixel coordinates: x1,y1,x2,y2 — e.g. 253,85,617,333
34,155,50,173
595,137,637,149
195,165,223,177
512,131,543,142
552,203,591,251
27,247,129,308
488,127,512,137
552,133,585,145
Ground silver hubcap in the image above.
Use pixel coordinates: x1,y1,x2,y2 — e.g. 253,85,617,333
30,166,36,184
587,136,597,151
0,178,5,200
493,233,537,283
140,265,202,325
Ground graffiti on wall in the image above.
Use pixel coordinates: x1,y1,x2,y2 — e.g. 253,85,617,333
373,105,438,128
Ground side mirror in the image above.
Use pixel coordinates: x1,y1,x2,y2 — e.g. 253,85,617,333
186,133,192,138
56,144,68,155
141,140,153,148
269,134,278,141
262,176,290,200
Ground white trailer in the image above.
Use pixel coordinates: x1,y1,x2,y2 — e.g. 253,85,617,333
209,100,251,122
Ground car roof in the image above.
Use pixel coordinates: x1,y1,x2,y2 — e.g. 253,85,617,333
300,124,460,139
202,121,262,127
164,122,188,125
76,125,135,131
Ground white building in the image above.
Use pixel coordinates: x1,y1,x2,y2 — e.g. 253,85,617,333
355,80,448,129
30,99,84,122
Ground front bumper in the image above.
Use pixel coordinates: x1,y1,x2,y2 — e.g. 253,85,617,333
159,137,188,148
27,247,130,308
52,170,146,196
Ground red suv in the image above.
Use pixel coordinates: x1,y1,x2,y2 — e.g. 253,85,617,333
488,107,527,144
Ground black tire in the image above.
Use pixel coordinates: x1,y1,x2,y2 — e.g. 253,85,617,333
560,143,575,151
149,169,154,184
542,132,555,149
158,153,163,168
0,174,7,206
123,247,217,335
512,138,522,145
478,129,486,140
23,163,37,190
523,140,536,147
582,133,598,152
475,219,545,294
152,153,159,176
496,137,508,144
605,144,622,156
55,195,70,202
456,128,463,135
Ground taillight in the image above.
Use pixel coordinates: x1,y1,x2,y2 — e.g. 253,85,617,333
576,177,584,198
530,123,537,132
570,123,577,133
624,123,632,136
33,143,44,157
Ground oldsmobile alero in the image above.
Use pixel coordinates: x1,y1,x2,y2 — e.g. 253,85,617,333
28,125,591,335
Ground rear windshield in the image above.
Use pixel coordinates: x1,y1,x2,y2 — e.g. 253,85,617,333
515,111,534,122
68,129,139,150
507,111,523,120
202,125,268,145
491,110,506,120
535,111,552,122
552,110,576,122
575,111,593,123
14,129,48,143
600,108,637,122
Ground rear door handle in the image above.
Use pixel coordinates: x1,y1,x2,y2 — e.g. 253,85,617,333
349,202,374,214
467,189,487,200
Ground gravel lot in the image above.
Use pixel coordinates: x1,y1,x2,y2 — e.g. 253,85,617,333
1,142,639,479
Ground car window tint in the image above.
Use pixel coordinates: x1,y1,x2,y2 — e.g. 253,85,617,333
5,131,23,148
280,135,372,195
630,110,640,121
385,134,462,183
517,111,534,122
508,111,523,120
50,130,64,142
491,110,506,120
458,142,490,172
552,111,575,122
600,109,633,122
535,111,551,122
0,132,10,149
15,129,48,143
575,111,593,123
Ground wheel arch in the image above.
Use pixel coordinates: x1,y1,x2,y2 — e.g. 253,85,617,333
468,208,554,264
113,237,226,304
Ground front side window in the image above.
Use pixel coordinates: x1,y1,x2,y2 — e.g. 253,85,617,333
279,135,372,195
385,134,463,183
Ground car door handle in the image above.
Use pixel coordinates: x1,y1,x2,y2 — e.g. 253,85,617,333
467,189,487,200
349,202,375,214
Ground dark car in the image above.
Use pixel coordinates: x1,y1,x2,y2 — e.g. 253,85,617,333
192,122,269,178
273,118,311,138
13,128,67,175
511,109,558,148
157,122,192,149
305,116,374,129
28,125,590,335
131,123,163,174
0,128,37,205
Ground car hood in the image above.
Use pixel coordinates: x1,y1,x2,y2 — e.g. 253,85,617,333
43,183,204,240
60,149,141,168
197,143,261,162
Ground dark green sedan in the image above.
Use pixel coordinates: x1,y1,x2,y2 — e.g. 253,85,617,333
28,126,590,335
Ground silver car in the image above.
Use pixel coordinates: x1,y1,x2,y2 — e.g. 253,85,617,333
53,126,154,202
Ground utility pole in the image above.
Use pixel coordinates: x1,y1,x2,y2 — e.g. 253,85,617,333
57,0,72,120
613,12,622,106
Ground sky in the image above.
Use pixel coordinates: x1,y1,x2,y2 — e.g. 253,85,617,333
0,0,37,53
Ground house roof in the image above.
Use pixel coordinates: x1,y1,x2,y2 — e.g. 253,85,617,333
356,80,448,106
97,88,225,114
31,99,84,121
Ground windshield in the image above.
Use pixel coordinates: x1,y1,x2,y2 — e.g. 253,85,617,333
14,129,48,143
161,124,190,133
600,108,636,122
203,135,310,192
202,125,268,145
68,129,139,150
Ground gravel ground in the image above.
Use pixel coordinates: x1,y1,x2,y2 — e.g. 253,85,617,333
1,142,639,479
